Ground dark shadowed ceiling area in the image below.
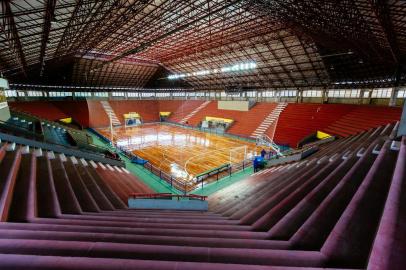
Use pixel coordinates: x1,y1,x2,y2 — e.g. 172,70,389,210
1,0,406,89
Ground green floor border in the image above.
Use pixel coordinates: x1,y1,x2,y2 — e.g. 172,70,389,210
88,131,254,196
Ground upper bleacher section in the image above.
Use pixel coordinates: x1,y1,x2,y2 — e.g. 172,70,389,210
272,103,402,147
0,108,120,165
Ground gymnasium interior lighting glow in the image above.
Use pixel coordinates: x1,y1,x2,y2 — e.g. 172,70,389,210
168,61,257,80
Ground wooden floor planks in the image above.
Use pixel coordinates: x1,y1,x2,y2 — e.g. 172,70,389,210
96,124,261,183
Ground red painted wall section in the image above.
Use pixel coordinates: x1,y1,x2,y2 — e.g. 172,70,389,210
51,101,91,127
87,101,110,128
108,100,160,123
161,100,205,123
8,101,68,121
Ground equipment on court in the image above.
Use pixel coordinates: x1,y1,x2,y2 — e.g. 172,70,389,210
124,112,142,128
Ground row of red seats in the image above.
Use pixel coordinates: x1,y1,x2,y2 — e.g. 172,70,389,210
323,106,401,137
9,101,68,121
271,103,402,148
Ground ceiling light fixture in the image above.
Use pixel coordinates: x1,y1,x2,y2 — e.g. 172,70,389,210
168,61,257,80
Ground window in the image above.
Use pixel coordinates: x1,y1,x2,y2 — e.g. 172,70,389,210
397,89,406,98
155,92,170,98
279,90,297,97
173,92,185,97
127,92,138,97
141,92,154,97
94,92,108,97
27,91,43,97
112,92,124,97
262,91,275,97
328,89,360,98
17,91,25,97
246,91,256,98
4,90,17,97
371,88,392,98
303,90,323,97
75,92,92,97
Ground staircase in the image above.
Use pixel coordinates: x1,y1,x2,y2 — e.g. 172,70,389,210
179,100,211,124
250,103,287,138
100,101,121,126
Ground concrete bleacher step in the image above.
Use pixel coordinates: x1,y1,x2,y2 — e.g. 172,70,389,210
321,141,397,268
252,157,345,231
0,238,327,267
35,156,61,218
0,148,22,221
289,141,380,250
0,124,404,269
250,103,287,138
7,153,36,222
64,160,101,213
268,155,359,240
101,101,121,126
367,137,405,270
179,100,211,124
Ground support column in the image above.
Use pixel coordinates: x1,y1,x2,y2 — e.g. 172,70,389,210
398,100,406,137
389,87,398,107
297,89,303,103
0,78,11,122
322,88,328,104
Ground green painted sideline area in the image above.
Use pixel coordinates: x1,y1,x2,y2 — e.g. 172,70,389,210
88,131,254,196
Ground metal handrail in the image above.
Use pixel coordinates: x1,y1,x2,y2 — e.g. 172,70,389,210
11,109,114,154
129,193,207,200
1,117,122,162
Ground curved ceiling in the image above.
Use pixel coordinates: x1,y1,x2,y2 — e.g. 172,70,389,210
1,0,405,89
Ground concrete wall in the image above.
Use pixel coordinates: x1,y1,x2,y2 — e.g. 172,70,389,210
0,89,10,122
0,106,10,122
218,100,250,111
128,198,208,211
398,100,406,137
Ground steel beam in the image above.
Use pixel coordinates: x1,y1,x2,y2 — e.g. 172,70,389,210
0,0,27,76
370,0,400,64
39,0,57,76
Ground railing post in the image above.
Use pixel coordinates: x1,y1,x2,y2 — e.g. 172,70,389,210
229,166,232,177
159,170,162,179
170,176,173,188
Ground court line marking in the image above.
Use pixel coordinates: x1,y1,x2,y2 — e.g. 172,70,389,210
184,146,248,180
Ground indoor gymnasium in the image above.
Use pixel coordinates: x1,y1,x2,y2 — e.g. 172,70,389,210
0,1,405,269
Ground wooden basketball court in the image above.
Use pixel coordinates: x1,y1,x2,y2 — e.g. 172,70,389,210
96,124,262,183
